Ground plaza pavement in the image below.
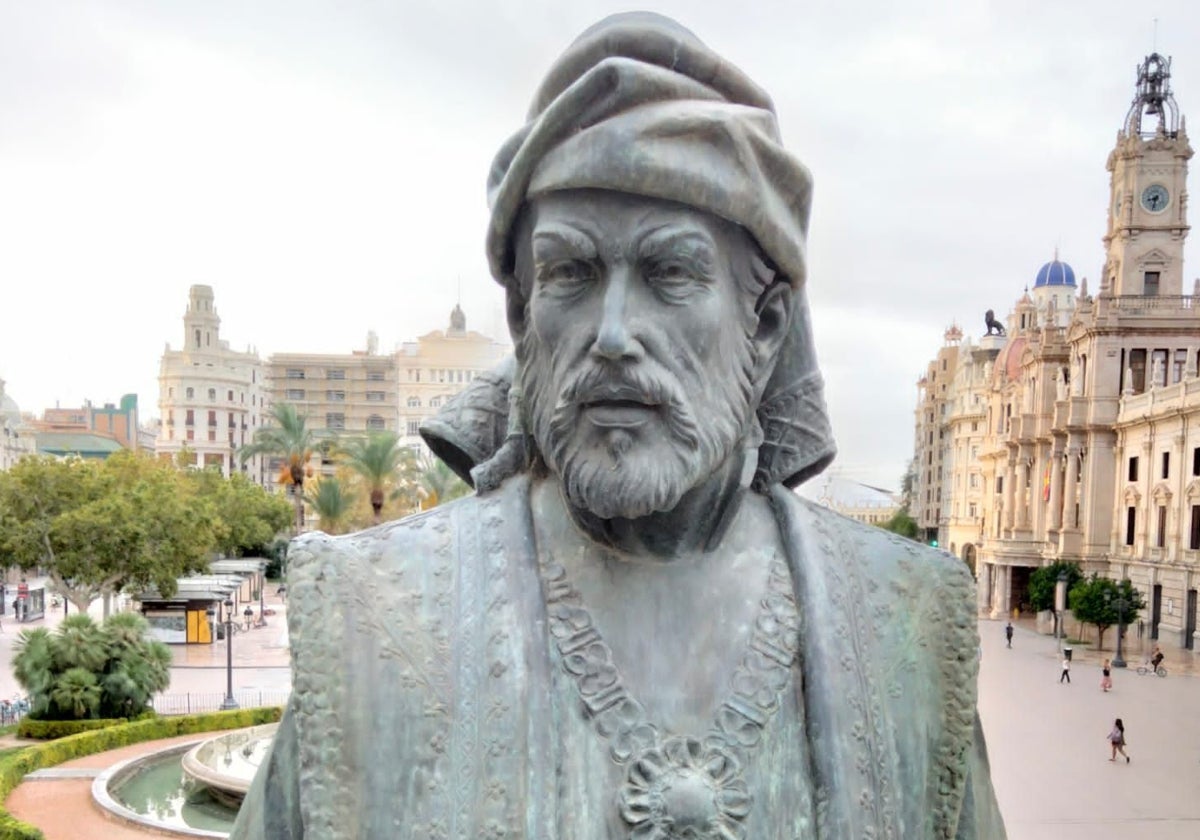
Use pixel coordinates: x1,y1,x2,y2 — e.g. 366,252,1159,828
980,616,1200,840
0,585,292,703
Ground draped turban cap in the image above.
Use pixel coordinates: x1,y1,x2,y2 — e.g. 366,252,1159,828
421,12,836,491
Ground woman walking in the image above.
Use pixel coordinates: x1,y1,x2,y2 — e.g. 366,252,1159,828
1108,718,1130,762
1101,659,1113,692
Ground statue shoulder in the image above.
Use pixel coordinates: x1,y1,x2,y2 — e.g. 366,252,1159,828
775,491,973,592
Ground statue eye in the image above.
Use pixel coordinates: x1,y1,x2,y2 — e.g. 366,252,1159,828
539,259,596,286
645,260,705,297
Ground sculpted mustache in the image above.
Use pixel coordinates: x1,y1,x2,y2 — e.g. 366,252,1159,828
551,366,700,449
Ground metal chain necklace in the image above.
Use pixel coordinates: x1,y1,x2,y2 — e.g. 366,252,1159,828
537,554,800,840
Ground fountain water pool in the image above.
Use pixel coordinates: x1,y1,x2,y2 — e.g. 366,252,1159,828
93,724,277,838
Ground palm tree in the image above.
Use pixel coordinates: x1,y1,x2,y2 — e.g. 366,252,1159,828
305,477,356,535
238,403,316,534
415,451,472,509
340,432,407,525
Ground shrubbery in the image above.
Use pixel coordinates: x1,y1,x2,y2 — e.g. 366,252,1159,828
16,718,125,740
0,706,283,839
13,613,170,721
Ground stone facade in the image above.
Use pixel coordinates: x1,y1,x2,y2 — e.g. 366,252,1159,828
156,285,267,481
914,53,1200,654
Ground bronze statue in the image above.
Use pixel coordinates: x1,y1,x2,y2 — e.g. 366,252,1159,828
985,309,1006,336
232,13,1005,839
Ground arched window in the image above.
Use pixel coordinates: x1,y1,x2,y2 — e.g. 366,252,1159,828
407,396,421,408
194,329,201,348
208,388,216,401
186,387,194,399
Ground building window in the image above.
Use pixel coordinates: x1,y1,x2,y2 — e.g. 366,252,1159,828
208,388,216,401
168,387,174,398
407,396,420,408
367,370,386,382
285,389,305,400
326,390,346,402
286,369,305,379
1157,505,1167,548
1144,271,1160,297
1126,507,1136,546
1162,452,1170,479
1191,505,1200,550
227,390,234,401
208,410,217,427
186,429,194,441
228,412,235,428
326,369,345,380
1174,349,1188,384
185,409,194,426
996,476,1003,494
971,421,978,432
326,413,345,430
1128,456,1139,482
430,396,443,409
968,502,978,518
208,429,216,442
366,415,386,430
1128,349,1146,393
406,419,420,436
969,474,979,489
366,391,385,402
186,387,194,399
1193,447,1200,476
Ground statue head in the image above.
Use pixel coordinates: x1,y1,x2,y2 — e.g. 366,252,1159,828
422,13,836,512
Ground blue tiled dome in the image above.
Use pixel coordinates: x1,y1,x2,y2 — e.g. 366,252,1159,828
1034,259,1076,288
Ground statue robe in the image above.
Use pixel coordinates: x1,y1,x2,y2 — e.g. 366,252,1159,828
231,475,1005,839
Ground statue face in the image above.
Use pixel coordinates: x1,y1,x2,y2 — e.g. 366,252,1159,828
513,190,780,520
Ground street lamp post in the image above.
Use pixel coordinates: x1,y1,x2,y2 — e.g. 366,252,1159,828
220,597,239,710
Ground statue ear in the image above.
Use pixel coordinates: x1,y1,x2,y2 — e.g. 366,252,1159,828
751,280,792,378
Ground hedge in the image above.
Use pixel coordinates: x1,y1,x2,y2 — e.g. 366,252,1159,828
16,718,127,741
0,706,283,840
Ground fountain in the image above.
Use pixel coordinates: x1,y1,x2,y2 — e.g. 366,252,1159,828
92,724,277,837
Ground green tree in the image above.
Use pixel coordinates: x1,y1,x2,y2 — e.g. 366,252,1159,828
1028,562,1084,612
877,510,918,539
238,403,317,534
13,613,170,720
340,432,408,525
1068,575,1146,651
0,453,216,614
305,477,356,535
189,468,293,556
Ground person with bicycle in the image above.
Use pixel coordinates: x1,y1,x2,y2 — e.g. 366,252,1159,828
1151,645,1164,674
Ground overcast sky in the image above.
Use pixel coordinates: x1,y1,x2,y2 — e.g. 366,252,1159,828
2,1,1198,491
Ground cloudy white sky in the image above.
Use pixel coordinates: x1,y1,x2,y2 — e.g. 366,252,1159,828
2,0,1199,491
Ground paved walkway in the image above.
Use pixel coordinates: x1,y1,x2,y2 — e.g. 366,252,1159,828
5,733,211,840
980,618,1200,839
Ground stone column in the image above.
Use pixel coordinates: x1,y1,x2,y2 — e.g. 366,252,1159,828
1049,447,1065,531
1004,457,1016,531
1016,456,1030,529
1062,447,1079,530
990,564,1009,619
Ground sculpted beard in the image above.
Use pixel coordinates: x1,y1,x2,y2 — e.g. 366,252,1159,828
517,325,759,520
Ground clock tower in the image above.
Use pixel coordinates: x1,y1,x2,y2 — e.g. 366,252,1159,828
1103,53,1192,297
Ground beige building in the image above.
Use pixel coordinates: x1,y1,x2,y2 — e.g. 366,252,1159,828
157,285,267,480
914,52,1200,654
396,305,509,445
267,332,399,439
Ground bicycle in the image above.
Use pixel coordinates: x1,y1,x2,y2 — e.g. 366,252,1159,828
1136,660,1167,677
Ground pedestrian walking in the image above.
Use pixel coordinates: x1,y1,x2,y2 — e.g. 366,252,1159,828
1060,656,1071,683
1101,658,1112,692
1005,622,1014,648
1108,718,1130,762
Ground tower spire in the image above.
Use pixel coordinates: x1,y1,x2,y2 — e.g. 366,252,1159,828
1124,52,1180,138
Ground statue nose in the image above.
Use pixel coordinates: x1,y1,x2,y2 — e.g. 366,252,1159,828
592,270,641,361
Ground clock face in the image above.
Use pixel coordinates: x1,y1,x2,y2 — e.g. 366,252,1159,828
1141,184,1169,213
